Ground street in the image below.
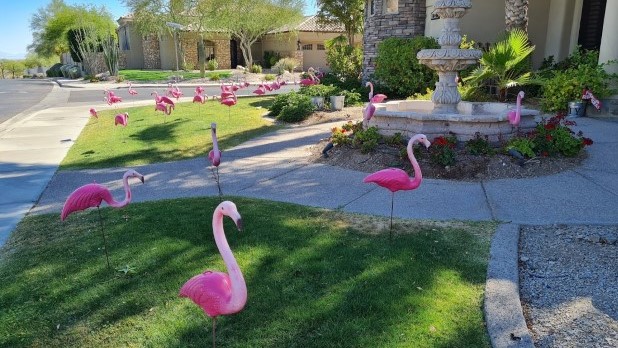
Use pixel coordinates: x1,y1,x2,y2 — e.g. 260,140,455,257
0,79,53,125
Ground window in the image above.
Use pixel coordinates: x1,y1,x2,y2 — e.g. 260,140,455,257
369,0,375,16
317,44,325,50
384,0,398,14
302,44,313,50
121,27,130,51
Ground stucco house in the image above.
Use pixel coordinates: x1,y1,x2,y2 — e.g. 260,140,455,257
363,0,617,76
116,15,360,72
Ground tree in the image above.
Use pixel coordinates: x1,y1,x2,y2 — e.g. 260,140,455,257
4,60,26,79
505,0,529,32
316,0,364,46
124,0,192,70
29,2,116,61
201,0,304,68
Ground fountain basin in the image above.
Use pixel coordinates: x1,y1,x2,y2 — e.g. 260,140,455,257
369,100,541,142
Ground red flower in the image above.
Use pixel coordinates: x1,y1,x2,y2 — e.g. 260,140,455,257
546,135,553,141
433,136,449,146
542,151,549,157
544,123,556,131
582,137,593,146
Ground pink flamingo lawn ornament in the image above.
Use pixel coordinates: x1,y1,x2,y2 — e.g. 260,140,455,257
89,108,98,118
220,91,237,119
61,169,145,269
363,99,376,130
179,200,246,348
252,85,266,95
128,82,138,96
155,102,173,122
507,91,525,126
208,123,223,200
366,81,387,103
151,91,176,108
114,112,129,142
104,90,122,106
363,134,431,239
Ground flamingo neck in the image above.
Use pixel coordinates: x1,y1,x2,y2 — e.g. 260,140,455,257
368,82,374,99
212,128,219,152
212,212,247,311
516,94,522,115
407,137,423,189
109,172,132,208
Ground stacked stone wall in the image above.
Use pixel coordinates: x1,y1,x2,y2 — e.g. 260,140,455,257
143,34,161,69
213,39,231,69
362,0,426,80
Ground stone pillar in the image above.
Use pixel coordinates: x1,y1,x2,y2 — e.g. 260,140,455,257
142,34,161,69
213,39,231,69
293,50,303,71
118,52,127,70
180,32,199,70
362,0,427,80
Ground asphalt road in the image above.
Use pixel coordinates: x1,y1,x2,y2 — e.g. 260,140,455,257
0,79,54,125
67,84,299,104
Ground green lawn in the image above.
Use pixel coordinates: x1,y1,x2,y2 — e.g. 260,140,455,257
0,197,494,347
60,97,276,170
119,69,232,82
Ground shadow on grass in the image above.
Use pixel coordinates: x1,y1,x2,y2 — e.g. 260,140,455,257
0,198,491,347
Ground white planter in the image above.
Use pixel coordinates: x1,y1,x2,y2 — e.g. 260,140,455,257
330,95,345,111
311,96,324,109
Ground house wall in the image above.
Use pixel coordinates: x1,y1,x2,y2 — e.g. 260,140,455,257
363,0,427,79
118,24,144,69
424,0,551,68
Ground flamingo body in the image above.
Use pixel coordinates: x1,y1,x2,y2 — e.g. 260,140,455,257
371,94,388,103
89,108,98,118
114,113,129,126
364,168,421,192
193,94,206,104
179,201,246,319
61,170,144,221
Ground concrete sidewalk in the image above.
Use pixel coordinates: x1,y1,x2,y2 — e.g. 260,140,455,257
2,82,618,347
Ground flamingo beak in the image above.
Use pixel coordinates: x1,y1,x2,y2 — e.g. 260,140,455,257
139,175,145,184
235,217,244,231
423,139,431,149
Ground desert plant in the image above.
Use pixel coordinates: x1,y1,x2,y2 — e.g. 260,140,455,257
374,36,440,98
209,73,221,81
464,29,535,101
207,59,218,71
264,74,276,81
272,57,299,74
251,64,262,73
101,35,119,76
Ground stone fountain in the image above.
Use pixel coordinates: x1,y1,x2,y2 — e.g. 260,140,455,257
370,0,539,142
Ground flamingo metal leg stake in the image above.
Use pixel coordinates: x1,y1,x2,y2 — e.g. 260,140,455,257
97,207,111,269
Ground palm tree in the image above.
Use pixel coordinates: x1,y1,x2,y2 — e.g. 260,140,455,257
464,29,535,101
505,0,529,32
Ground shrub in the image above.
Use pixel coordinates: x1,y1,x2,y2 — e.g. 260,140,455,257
466,133,495,155
540,59,616,112
274,92,315,122
46,63,63,77
464,29,535,101
339,90,362,106
207,59,218,71
251,64,262,73
430,135,457,167
264,74,276,81
115,74,125,82
325,35,363,83
352,126,381,153
269,93,290,117
299,84,340,98
506,137,536,158
374,36,439,98
209,73,221,81
532,114,592,157
263,51,280,68
272,57,300,74
331,125,352,146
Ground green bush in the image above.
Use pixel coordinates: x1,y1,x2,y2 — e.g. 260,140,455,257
352,126,381,153
251,64,262,73
299,84,340,98
465,133,495,155
46,63,63,77
540,61,616,112
340,90,362,106
430,135,458,167
264,74,276,81
325,35,363,83
272,57,300,74
374,36,439,98
207,59,218,71
209,73,221,81
263,51,280,69
272,92,315,122
506,137,536,158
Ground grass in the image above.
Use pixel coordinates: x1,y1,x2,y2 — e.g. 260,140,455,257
0,197,495,347
119,69,232,82
60,97,276,170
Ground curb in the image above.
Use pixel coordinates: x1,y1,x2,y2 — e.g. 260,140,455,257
484,223,534,348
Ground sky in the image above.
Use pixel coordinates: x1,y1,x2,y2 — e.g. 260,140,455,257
0,0,317,59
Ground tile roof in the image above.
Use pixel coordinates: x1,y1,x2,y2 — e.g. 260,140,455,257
270,15,346,33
